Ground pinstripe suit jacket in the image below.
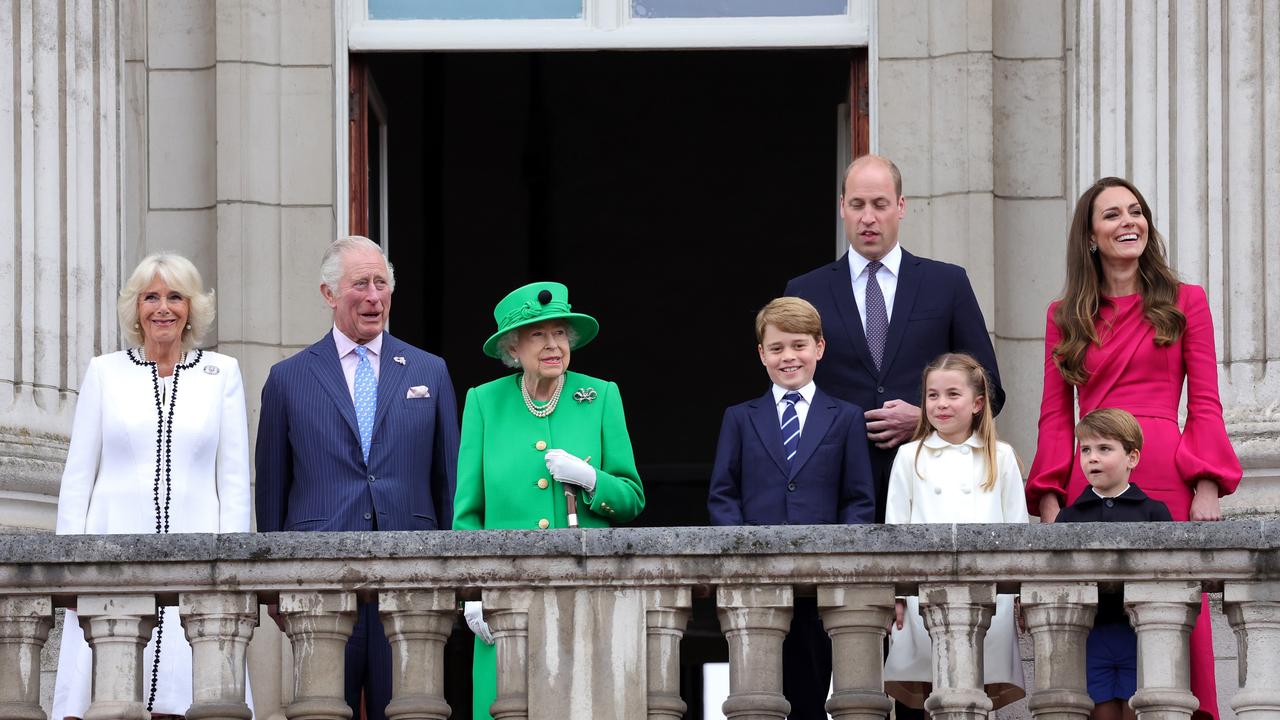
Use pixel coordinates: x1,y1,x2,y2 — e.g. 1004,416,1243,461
255,330,460,532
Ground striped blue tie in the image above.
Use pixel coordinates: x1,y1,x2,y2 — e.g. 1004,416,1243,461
354,345,376,464
781,391,803,468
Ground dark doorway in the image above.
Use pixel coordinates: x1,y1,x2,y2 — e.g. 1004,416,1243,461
360,48,861,719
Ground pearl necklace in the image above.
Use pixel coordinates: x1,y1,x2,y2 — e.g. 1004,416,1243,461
521,374,564,418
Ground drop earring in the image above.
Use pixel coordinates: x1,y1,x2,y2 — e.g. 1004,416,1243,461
1089,243,1098,254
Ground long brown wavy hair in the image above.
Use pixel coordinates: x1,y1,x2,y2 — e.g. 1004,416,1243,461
1053,177,1185,385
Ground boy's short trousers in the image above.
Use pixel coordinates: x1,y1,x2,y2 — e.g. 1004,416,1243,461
1086,621,1137,703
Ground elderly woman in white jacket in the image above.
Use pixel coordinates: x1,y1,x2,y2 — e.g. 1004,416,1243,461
53,253,251,720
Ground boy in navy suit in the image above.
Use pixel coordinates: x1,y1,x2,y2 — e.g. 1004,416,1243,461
708,296,876,719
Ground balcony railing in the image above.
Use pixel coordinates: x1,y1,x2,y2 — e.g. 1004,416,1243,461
2,522,1278,720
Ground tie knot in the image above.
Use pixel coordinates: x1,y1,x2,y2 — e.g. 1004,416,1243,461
355,345,368,359
867,260,883,275
783,391,803,406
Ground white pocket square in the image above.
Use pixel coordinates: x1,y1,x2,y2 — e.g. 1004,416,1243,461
406,385,430,399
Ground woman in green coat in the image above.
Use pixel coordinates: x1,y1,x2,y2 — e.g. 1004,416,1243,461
454,281,645,720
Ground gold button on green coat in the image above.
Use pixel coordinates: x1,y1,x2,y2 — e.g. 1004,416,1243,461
534,439,547,451
538,518,549,529
537,478,548,489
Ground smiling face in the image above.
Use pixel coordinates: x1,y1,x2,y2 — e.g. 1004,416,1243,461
323,245,392,343
840,160,906,262
1090,185,1149,267
136,275,189,348
512,320,571,382
758,324,825,391
1078,433,1140,496
924,368,984,444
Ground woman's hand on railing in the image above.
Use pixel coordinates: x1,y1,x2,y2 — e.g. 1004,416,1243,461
1190,479,1222,521
1038,494,1062,524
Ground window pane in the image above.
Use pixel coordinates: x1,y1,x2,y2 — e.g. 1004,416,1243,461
632,0,845,18
369,0,583,20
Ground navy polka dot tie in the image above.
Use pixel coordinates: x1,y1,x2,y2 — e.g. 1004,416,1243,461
354,345,376,464
865,260,888,370
781,391,803,468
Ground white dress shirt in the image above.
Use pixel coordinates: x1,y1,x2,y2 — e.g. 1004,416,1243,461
333,325,382,401
848,242,903,330
771,381,816,434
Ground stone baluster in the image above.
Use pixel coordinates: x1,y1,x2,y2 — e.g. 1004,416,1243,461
1223,581,1280,719
279,591,357,720
918,583,995,720
1125,581,1201,720
179,592,259,720
1020,582,1098,720
377,589,456,720
643,587,692,720
486,589,534,720
0,596,54,720
716,585,794,720
77,594,158,720
816,584,894,720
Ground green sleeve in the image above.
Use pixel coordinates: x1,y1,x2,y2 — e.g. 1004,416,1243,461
583,381,645,523
453,387,485,531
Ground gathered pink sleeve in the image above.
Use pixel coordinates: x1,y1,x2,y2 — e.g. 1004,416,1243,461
1025,304,1076,516
1174,285,1242,495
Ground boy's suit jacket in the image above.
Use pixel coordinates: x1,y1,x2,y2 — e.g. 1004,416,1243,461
707,386,875,525
255,330,460,533
784,248,1004,519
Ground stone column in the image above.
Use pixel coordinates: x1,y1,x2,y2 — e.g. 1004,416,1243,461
1223,581,1280,718
377,590,456,720
179,592,259,720
816,584,894,720
486,589,534,720
1020,582,1098,720
715,585,794,720
643,587,692,720
278,591,357,720
1125,581,1201,720
0,596,54,720
0,0,124,532
918,583,995,720
77,594,158,720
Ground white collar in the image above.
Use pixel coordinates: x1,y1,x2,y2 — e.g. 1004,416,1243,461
848,241,903,279
332,324,383,358
921,430,985,450
772,381,816,406
1091,483,1131,499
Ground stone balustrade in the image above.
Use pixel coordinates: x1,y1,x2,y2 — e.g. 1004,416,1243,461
2,522,1280,720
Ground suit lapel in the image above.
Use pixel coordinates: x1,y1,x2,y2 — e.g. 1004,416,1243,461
826,253,879,378
880,248,922,380
788,388,835,478
307,333,362,445
746,390,789,477
372,332,406,439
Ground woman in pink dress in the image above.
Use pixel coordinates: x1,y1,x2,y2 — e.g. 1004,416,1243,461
1026,177,1241,720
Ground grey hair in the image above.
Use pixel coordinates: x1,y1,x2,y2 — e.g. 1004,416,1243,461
320,236,395,294
117,253,216,350
497,322,580,369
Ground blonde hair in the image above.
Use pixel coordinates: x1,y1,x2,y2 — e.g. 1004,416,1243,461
911,353,1001,492
755,297,824,344
1076,408,1144,454
117,253,215,350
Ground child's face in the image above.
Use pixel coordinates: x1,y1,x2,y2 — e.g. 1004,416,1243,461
1078,434,1140,496
924,368,984,444
758,325,825,390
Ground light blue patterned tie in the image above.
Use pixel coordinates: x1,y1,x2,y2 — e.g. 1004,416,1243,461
354,345,376,464
781,391,803,468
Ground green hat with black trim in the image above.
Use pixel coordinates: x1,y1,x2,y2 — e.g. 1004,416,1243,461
482,281,600,359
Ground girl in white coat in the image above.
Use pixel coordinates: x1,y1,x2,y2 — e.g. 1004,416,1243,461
52,254,251,720
883,352,1029,712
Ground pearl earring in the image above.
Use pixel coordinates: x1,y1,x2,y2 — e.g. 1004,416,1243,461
185,324,192,330
134,322,140,329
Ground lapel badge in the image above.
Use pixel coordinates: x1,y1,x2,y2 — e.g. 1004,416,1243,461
573,387,598,404
203,365,219,375
393,356,406,365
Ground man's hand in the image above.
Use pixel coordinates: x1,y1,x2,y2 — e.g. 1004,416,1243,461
865,399,920,449
1189,479,1222,521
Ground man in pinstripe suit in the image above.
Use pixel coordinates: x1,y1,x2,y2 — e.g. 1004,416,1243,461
255,235,460,720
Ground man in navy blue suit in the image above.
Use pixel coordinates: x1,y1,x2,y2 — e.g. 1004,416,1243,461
255,235,459,720
784,155,1004,524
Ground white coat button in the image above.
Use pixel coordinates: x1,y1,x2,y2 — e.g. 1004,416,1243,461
934,486,943,495
931,449,942,458
962,486,972,494
960,446,971,455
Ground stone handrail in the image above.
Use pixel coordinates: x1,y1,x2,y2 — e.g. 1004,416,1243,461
1,522,1278,720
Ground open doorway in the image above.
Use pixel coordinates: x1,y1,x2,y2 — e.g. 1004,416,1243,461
352,48,866,718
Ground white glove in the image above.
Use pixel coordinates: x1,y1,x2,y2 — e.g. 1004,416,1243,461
545,449,597,492
464,601,494,645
